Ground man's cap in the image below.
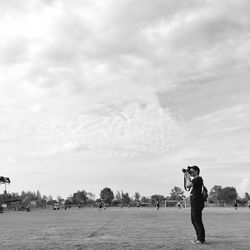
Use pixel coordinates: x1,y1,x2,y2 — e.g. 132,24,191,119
188,165,200,173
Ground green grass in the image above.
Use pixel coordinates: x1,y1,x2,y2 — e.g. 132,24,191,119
0,207,250,249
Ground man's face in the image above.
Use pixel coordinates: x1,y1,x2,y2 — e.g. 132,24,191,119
190,168,197,177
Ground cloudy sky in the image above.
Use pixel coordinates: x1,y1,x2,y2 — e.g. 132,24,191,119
1,0,250,199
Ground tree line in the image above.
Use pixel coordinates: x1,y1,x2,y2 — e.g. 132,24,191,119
1,185,249,208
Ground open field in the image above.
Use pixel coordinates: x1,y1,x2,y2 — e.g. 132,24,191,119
0,207,250,250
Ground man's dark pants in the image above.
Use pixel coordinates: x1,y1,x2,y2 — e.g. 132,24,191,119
191,199,205,243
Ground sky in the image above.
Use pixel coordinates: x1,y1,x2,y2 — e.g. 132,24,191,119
0,0,250,199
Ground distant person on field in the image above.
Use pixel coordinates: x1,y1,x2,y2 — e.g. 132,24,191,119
184,165,205,245
248,200,250,209
177,201,181,209
98,200,103,211
234,199,238,210
156,199,160,210
136,200,140,208
26,205,31,212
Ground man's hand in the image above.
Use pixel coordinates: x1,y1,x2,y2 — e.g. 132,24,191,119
185,173,193,188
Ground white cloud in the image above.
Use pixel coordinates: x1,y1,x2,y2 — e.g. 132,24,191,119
0,102,183,158
194,104,250,135
1,0,250,95
6,156,16,164
179,104,250,166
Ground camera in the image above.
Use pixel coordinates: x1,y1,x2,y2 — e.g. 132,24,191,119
182,166,192,174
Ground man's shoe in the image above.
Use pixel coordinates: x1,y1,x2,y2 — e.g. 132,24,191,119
191,240,198,244
191,240,203,244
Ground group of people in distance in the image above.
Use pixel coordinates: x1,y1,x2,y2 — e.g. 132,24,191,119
97,200,107,211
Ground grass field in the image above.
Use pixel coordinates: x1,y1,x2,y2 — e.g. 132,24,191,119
0,207,250,250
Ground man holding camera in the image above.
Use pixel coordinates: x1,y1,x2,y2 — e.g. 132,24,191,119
183,165,205,244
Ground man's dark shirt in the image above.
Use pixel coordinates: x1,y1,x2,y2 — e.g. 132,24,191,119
191,176,203,202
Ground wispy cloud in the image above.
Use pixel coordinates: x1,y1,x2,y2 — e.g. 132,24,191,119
0,102,183,158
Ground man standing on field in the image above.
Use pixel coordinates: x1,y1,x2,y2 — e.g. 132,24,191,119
183,165,205,245
156,199,160,210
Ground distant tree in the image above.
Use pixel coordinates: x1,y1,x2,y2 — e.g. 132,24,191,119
22,195,31,206
0,192,19,203
47,199,57,205
48,195,53,201
169,186,185,201
244,192,250,200
65,197,73,207
42,195,48,201
220,187,237,203
20,191,36,201
12,192,19,197
115,191,122,202
35,191,43,207
151,194,165,205
57,196,64,205
141,196,151,204
39,195,47,207
100,187,114,205
121,192,131,205
36,190,42,200
134,192,141,201
112,191,121,206
72,190,88,205
86,192,95,206
208,185,222,204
